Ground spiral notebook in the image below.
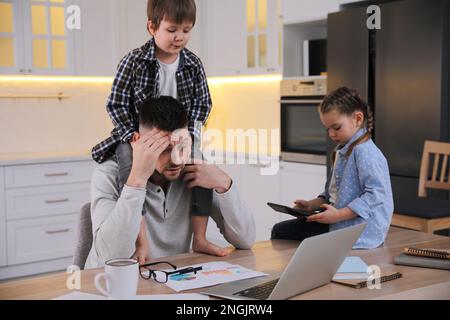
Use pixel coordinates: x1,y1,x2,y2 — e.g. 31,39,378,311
403,247,450,260
332,271,402,289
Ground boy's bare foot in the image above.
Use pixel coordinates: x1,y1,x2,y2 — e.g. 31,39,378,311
193,238,229,257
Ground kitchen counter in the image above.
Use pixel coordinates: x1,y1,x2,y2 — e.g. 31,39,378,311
0,150,282,166
0,150,92,166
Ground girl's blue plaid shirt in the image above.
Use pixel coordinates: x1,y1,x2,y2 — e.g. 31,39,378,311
92,38,212,163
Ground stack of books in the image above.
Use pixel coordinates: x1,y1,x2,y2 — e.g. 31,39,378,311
394,247,450,270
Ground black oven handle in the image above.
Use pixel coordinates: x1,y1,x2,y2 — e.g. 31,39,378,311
279,99,323,104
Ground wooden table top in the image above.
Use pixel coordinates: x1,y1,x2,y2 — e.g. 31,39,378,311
0,227,449,300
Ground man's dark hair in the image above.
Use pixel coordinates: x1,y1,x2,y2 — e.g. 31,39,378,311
138,96,188,132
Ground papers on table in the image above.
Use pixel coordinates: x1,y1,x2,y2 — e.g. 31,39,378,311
333,256,369,280
52,291,209,300
52,262,265,299
165,261,268,292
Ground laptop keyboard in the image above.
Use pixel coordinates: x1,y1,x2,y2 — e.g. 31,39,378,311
233,279,279,300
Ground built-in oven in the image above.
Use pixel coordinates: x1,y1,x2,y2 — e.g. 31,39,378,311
280,78,327,165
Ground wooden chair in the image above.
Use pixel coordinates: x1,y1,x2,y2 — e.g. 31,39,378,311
391,140,450,234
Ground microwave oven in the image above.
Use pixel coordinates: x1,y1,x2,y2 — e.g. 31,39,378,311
303,39,327,77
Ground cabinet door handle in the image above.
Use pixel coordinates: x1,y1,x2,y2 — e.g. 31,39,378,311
46,228,70,235
249,164,267,168
44,172,69,177
45,198,70,204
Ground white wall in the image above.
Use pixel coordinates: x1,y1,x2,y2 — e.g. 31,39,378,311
0,78,280,155
0,80,113,154
207,80,280,155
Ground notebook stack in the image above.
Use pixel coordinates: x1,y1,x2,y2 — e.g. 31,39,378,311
332,256,402,289
394,247,450,270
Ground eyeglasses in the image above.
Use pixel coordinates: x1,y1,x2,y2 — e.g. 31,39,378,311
139,261,202,284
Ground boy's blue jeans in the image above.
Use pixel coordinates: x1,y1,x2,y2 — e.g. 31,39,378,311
115,141,212,216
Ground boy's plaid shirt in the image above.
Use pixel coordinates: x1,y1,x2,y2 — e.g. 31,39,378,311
92,38,212,163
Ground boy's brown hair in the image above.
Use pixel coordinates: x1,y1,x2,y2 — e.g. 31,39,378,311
147,0,196,30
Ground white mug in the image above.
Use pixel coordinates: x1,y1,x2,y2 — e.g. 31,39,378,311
94,258,139,299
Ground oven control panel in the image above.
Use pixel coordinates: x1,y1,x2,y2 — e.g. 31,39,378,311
280,78,327,96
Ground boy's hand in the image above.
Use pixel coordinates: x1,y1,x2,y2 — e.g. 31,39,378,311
306,204,343,224
127,129,170,188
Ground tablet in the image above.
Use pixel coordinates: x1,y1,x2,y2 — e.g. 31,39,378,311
267,202,325,218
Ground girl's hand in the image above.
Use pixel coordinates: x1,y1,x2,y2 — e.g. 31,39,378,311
294,199,313,211
306,204,343,224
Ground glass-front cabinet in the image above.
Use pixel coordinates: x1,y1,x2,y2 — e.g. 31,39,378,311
0,0,73,75
0,0,23,74
246,0,282,74
203,0,282,76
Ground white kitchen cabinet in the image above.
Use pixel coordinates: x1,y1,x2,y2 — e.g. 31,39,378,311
202,158,328,246
0,157,93,280
245,0,282,74
7,214,78,265
0,0,25,74
6,183,90,221
204,0,281,76
208,160,282,245
0,167,6,267
203,0,246,76
76,0,148,76
5,160,93,188
115,0,150,61
279,161,327,221
0,0,75,75
185,0,205,60
73,0,204,77
240,164,281,241
73,0,120,76
282,0,339,24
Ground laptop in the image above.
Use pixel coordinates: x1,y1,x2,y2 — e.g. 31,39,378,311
201,222,367,300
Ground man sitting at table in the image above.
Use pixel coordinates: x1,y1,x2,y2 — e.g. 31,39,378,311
85,96,255,268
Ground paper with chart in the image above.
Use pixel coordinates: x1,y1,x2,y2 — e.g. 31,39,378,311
165,261,268,292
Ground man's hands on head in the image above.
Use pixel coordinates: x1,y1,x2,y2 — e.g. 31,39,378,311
183,162,232,194
126,129,170,188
